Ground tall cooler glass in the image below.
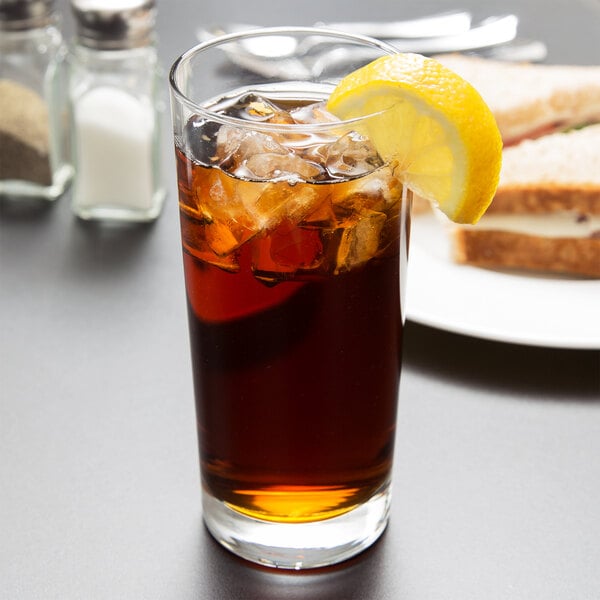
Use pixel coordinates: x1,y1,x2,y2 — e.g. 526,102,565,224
169,28,412,569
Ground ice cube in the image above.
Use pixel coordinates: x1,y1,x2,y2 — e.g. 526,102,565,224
269,220,323,269
216,127,289,174
178,156,227,221
243,152,325,182
334,209,387,273
197,168,259,255
331,167,403,217
249,181,322,229
204,219,249,256
183,116,221,165
215,125,244,162
325,131,383,179
290,101,340,125
221,93,295,125
298,141,330,165
300,196,337,228
181,221,240,272
251,219,323,280
282,103,341,161
194,167,238,221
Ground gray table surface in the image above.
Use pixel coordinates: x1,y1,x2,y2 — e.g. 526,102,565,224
1,0,599,598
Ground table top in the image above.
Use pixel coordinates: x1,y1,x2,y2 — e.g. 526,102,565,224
1,0,599,598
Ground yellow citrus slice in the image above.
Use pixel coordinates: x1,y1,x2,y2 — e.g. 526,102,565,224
326,53,502,224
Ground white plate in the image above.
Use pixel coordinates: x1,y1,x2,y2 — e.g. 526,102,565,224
405,213,600,349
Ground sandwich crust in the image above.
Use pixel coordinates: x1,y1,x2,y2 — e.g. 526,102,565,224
488,184,600,215
453,228,600,278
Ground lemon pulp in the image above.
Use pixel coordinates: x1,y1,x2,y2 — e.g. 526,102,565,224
327,53,502,224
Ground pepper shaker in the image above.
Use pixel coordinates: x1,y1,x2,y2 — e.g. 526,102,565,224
69,0,165,221
0,0,73,200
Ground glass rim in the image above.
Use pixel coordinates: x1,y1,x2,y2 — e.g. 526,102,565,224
168,26,399,131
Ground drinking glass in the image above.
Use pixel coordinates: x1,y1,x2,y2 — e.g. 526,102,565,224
169,27,411,569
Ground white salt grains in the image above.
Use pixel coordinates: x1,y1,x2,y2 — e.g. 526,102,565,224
73,86,155,212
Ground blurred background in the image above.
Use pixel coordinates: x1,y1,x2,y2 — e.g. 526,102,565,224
1,1,599,599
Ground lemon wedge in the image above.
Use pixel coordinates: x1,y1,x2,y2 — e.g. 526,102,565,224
326,53,502,224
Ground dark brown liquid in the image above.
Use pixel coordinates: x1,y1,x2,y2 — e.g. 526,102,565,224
176,102,408,522
184,243,402,522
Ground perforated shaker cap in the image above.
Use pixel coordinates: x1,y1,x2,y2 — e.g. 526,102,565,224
0,0,55,30
70,0,156,49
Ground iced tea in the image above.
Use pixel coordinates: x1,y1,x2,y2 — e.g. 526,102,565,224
175,90,410,523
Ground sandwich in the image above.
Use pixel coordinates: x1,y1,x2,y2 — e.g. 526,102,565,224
435,54,600,146
450,124,600,278
411,54,600,277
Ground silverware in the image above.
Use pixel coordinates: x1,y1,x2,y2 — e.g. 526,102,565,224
388,15,519,54
197,14,517,57
196,15,536,80
198,11,475,53
312,11,474,39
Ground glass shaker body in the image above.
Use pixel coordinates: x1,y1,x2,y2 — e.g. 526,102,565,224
69,43,166,221
0,10,73,200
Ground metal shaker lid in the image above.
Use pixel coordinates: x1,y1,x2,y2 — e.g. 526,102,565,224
70,0,156,49
0,0,55,30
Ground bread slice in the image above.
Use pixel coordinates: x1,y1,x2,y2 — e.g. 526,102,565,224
489,124,600,213
436,54,600,145
451,125,600,278
452,230,600,277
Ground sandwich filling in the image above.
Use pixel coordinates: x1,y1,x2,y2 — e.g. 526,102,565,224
463,211,600,238
504,118,600,147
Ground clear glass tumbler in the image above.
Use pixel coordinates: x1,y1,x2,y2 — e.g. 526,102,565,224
169,27,412,569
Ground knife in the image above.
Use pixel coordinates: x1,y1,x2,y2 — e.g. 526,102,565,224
198,11,476,47
317,10,473,39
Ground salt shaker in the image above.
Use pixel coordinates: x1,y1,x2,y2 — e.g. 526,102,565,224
69,0,165,221
0,0,73,200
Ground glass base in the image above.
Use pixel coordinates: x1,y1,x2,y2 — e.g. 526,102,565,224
202,483,391,570
72,189,166,223
0,164,73,201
